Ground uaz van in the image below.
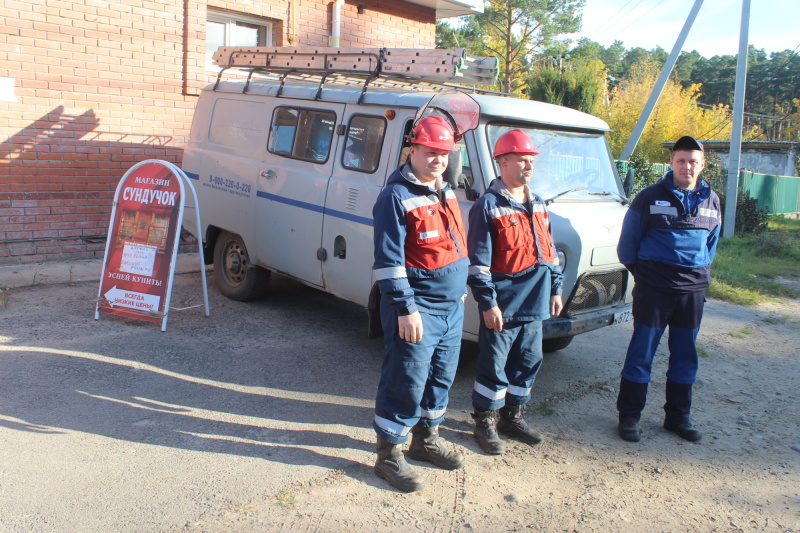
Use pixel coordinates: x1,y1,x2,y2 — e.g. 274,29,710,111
181,48,633,352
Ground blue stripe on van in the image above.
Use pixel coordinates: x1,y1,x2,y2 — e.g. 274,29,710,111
257,190,325,214
183,170,373,227
257,191,374,227
323,208,374,227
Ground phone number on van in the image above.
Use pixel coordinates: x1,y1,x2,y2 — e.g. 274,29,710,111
205,175,252,198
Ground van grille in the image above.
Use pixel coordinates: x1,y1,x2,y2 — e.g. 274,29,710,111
565,269,628,316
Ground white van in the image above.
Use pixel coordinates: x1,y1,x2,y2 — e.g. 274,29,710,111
182,52,632,351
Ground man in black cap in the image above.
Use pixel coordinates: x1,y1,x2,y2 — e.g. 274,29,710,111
615,136,721,443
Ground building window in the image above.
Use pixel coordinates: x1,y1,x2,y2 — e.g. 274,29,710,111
206,10,272,70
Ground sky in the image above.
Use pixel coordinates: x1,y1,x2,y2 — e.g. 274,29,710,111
565,0,800,59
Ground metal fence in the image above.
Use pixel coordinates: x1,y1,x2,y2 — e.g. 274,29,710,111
739,171,800,215
614,162,800,215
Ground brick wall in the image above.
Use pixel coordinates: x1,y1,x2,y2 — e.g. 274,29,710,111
0,0,435,265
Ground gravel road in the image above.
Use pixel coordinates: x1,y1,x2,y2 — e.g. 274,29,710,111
1,269,798,532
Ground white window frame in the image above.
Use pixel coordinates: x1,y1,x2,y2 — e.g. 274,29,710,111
206,9,273,71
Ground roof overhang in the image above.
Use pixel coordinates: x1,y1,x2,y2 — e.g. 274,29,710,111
403,0,483,19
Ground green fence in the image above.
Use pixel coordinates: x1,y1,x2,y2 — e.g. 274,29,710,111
614,162,800,214
738,171,800,215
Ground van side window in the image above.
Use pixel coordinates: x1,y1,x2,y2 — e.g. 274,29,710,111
268,106,336,163
342,115,386,173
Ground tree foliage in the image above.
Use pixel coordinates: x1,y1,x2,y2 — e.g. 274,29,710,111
441,0,584,94
526,59,605,114
563,39,800,141
599,61,733,162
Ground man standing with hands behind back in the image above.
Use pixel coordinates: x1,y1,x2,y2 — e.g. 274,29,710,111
616,135,721,443
467,129,563,455
371,115,469,492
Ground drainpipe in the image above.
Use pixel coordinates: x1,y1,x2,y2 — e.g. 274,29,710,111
329,0,344,47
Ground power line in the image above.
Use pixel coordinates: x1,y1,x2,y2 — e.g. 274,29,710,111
579,0,642,41
600,0,668,46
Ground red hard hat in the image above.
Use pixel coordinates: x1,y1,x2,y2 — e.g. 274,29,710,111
493,129,540,158
410,116,458,152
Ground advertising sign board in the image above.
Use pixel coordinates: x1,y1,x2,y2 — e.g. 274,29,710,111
95,160,208,330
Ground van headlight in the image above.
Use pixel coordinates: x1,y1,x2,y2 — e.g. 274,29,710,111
555,248,566,273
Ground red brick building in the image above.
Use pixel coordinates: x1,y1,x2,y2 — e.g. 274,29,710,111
0,0,480,264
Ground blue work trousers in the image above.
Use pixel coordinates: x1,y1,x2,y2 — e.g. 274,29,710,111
621,284,705,385
472,319,543,411
373,296,464,445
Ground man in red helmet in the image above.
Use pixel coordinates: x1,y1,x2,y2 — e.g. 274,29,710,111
371,115,469,492
467,129,563,455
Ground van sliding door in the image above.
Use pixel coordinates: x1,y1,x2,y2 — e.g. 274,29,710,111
256,101,344,286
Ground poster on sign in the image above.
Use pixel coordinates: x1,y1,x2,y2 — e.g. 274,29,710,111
96,161,185,327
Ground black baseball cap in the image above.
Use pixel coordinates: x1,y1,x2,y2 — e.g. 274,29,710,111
672,135,704,153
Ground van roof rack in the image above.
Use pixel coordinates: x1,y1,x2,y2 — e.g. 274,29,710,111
211,46,504,102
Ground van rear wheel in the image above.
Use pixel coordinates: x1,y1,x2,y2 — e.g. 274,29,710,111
542,336,573,353
213,231,270,301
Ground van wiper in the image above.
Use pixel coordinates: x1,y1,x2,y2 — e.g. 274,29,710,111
589,190,629,205
544,187,588,206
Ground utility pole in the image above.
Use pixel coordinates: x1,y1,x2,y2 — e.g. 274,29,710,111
723,0,751,238
619,0,704,161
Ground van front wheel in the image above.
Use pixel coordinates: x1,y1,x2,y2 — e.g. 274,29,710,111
542,336,573,353
213,231,270,301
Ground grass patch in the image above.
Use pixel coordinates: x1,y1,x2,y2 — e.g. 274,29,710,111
709,216,800,305
274,488,296,508
729,328,752,339
697,346,710,358
536,403,555,416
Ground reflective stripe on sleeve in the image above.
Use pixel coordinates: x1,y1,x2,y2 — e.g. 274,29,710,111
374,266,407,280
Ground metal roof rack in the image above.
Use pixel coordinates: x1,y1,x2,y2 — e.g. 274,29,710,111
211,46,503,103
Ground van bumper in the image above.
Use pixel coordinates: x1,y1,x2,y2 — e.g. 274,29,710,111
543,303,632,339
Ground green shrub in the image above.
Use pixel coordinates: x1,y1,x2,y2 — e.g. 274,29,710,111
733,193,770,236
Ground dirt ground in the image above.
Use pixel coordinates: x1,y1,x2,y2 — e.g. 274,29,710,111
1,271,798,532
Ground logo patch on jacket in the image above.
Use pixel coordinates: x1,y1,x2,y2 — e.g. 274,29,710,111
419,230,439,240
655,200,671,206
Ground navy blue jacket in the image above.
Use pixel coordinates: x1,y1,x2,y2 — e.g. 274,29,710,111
467,179,563,322
372,163,469,316
617,171,721,292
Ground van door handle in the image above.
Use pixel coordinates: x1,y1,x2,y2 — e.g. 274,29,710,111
260,169,277,179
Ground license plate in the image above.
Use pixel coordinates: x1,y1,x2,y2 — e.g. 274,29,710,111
613,309,632,325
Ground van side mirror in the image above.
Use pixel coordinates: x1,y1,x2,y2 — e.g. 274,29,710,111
623,168,634,197
465,186,480,202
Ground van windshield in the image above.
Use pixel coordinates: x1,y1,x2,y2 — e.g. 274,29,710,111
487,125,623,202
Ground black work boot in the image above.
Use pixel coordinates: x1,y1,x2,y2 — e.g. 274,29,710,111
407,425,465,470
616,378,648,441
618,418,641,442
497,404,543,446
374,436,425,492
471,409,505,455
664,380,702,442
